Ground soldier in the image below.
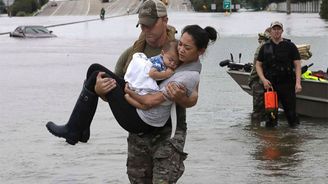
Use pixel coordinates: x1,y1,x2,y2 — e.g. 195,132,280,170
248,27,271,123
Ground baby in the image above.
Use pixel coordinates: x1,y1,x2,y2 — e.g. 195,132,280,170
124,40,180,108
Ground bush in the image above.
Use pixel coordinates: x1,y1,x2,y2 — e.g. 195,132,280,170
16,11,26,16
9,0,48,16
0,0,6,14
320,0,328,19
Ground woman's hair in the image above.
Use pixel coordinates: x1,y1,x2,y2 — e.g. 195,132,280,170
181,25,217,50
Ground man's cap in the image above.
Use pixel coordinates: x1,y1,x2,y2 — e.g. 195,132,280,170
270,21,283,29
136,0,167,27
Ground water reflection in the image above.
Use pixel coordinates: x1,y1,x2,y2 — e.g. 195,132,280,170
246,122,304,178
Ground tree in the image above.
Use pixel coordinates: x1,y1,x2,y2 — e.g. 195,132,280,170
246,0,270,10
0,0,4,14
9,0,49,16
320,0,328,19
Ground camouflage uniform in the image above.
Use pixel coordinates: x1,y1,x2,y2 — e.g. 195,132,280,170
248,44,265,122
115,27,188,184
248,32,270,123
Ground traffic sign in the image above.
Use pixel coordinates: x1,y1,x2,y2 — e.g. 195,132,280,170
223,0,231,9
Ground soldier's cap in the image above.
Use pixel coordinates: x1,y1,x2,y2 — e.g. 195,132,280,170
136,0,167,27
270,21,283,29
258,32,270,40
258,27,271,40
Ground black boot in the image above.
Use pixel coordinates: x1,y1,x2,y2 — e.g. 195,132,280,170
46,86,98,145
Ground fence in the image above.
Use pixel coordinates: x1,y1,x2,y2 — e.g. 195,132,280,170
276,0,322,13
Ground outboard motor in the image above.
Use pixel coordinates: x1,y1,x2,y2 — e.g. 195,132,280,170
219,53,253,72
219,59,231,67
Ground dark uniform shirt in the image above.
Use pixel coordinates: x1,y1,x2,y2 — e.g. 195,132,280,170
257,39,301,83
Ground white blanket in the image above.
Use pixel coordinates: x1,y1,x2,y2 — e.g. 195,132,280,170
124,53,159,95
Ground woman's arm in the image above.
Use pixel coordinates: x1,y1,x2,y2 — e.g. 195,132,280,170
124,94,149,110
124,84,165,109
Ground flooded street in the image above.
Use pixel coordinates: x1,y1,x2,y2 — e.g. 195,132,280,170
0,12,328,183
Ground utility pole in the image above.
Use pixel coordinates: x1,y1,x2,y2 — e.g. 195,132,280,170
6,0,10,16
286,0,291,14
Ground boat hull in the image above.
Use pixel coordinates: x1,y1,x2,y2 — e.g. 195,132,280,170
227,70,328,118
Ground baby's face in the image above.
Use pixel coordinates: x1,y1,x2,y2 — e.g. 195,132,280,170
163,49,179,70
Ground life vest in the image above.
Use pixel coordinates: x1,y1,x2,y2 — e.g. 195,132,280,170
262,39,295,81
302,70,328,82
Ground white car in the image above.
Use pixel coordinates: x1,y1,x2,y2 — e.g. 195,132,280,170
9,26,57,38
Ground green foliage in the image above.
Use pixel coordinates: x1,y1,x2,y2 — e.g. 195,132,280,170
320,0,328,19
10,0,48,16
0,0,5,14
16,11,26,16
245,0,269,10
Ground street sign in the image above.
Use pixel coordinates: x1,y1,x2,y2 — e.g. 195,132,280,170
223,0,231,10
211,3,216,11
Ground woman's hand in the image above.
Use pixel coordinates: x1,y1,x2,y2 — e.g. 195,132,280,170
166,82,198,108
166,82,186,101
94,72,116,101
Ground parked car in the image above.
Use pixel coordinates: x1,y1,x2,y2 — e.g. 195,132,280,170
9,26,57,38
50,1,57,7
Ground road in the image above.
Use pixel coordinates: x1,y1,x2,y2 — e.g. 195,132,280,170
37,0,192,16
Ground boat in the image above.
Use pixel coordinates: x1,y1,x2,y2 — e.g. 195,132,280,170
219,59,328,118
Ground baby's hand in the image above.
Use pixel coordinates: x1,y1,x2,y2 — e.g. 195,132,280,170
165,68,175,77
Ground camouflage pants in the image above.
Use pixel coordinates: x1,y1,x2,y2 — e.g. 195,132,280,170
126,125,187,184
250,80,265,122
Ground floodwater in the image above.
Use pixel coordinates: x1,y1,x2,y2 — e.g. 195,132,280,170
0,12,328,183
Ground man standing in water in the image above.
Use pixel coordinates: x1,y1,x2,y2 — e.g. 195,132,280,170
100,8,105,20
256,21,302,128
